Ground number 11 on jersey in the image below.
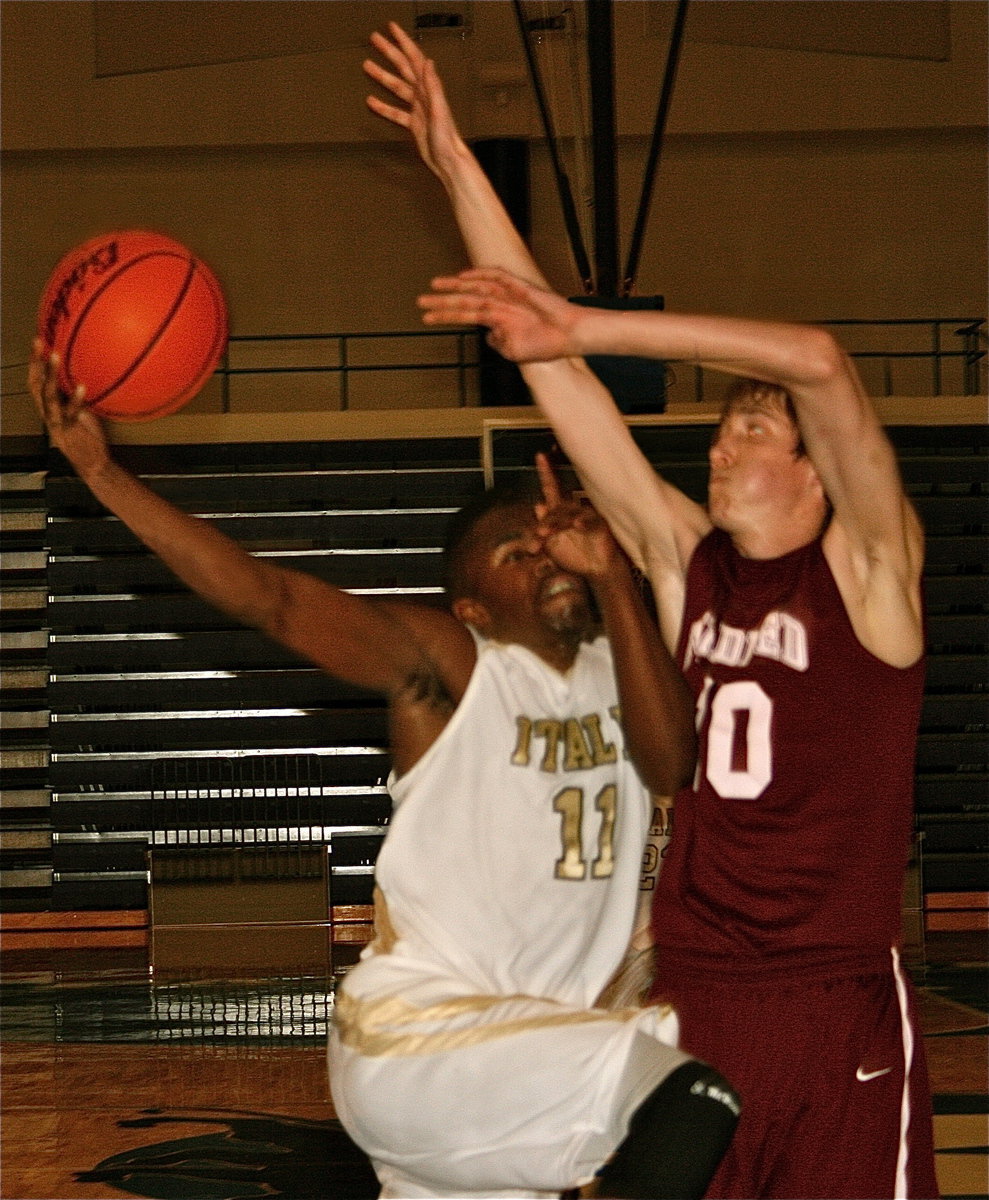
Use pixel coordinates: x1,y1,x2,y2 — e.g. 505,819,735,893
553,784,617,880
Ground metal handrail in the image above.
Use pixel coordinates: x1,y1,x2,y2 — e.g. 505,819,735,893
2,318,984,408
219,329,479,412
213,318,986,411
816,318,987,397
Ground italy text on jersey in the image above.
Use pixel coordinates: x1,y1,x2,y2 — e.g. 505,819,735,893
510,708,624,771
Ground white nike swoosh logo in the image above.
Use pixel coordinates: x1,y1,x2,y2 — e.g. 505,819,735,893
856,1066,893,1082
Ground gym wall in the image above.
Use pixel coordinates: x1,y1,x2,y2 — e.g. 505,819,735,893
2,0,986,429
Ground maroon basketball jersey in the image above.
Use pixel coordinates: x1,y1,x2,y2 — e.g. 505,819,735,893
652,529,926,980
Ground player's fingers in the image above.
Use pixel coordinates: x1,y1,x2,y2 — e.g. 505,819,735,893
546,498,590,530
387,21,428,66
421,57,454,112
362,57,400,91
30,351,64,428
423,278,515,318
369,26,420,84
28,337,48,386
63,382,88,421
417,290,480,311
363,51,411,92
534,503,571,543
43,351,64,404
364,60,415,105
535,452,564,509
417,301,463,324
459,266,510,282
27,344,48,417
417,295,488,326
366,94,413,129
573,508,600,536
457,266,527,293
456,268,542,307
427,274,493,295
420,310,482,330
40,354,90,429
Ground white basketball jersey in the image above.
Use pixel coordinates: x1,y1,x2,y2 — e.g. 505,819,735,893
358,633,652,1005
329,636,684,1198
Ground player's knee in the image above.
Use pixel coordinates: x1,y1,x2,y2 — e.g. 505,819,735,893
596,1060,740,1200
679,1061,741,1123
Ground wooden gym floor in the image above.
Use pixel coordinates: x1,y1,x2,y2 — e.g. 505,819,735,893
1,929,986,1200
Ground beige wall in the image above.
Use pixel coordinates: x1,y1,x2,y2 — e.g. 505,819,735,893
2,1,986,430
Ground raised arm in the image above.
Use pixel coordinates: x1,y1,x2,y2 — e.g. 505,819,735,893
536,457,689,1005
364,22,547,288
535,456,695,795
364,25,708,646
28,345,475,733
543,296,924,615
421,271,925,664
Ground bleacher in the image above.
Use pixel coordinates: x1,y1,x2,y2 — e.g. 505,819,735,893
0,415,986,957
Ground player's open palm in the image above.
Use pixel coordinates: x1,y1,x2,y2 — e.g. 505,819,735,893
364,23,462,181
419,267,577,364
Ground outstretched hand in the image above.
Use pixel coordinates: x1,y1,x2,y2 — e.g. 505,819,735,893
534,452,621,582
418,267,579,364
363,22,463,179
28,339,111,480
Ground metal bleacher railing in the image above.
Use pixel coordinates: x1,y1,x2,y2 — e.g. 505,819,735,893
219,329,481,412
213,317,987,411
822,317,986,398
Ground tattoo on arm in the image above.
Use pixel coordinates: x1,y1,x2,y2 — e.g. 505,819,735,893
401,664,456,714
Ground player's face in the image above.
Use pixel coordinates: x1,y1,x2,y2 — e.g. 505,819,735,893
707,401,818,533
458,502,595,642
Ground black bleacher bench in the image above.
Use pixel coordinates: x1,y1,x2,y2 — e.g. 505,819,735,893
4,425,982,916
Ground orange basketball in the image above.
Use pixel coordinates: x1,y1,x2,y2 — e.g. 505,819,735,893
37,230,228,422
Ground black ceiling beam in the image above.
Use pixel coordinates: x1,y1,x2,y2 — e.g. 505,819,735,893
624,0,690,294
586,0,619,296
511,0,594,291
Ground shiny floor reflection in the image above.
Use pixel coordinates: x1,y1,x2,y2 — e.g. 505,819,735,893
1,933,986,1200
